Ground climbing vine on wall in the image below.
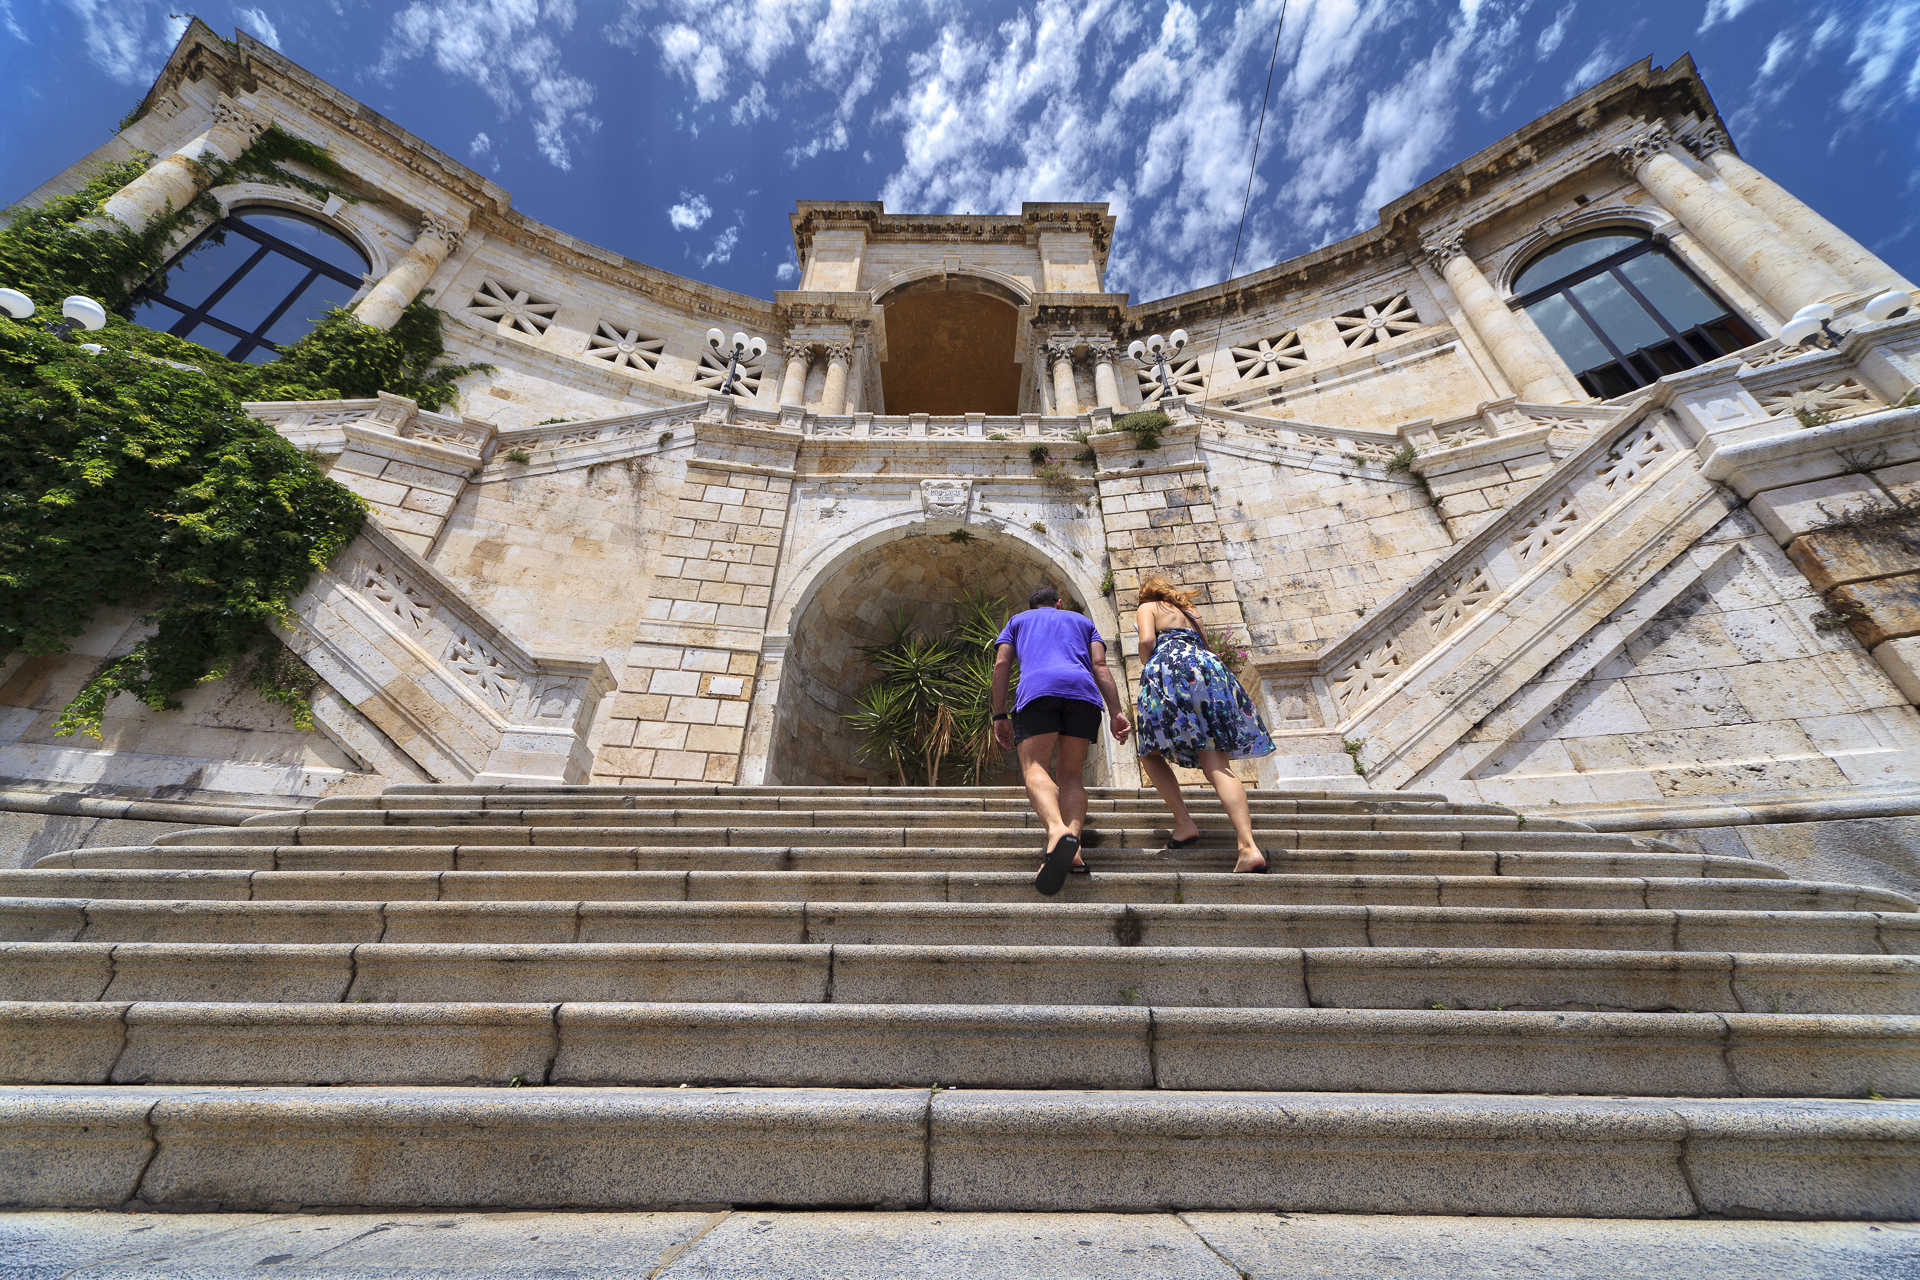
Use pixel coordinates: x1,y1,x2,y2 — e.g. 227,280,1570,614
0,128,480,734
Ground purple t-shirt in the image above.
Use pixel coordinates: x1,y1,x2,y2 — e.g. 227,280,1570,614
995,607,1103,710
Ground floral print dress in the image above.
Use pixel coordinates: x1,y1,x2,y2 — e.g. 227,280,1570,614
1134,627,1275,769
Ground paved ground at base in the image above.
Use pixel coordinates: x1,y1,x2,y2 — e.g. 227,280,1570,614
3,1211,1918,1279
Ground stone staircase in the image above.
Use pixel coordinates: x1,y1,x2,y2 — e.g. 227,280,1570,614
2,783,1918,1217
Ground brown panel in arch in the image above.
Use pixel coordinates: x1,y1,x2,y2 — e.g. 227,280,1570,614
880,290,1022,414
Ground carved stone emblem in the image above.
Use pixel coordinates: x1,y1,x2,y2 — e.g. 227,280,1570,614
921,478,971,519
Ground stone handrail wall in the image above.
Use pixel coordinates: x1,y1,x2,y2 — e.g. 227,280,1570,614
806,412,1085,442
277,521,614,784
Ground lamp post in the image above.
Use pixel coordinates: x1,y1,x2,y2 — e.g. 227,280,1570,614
1126,328,1189,400
706,328,767,396
0,288,108,339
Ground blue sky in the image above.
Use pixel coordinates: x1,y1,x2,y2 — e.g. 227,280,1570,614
2,1,1917,303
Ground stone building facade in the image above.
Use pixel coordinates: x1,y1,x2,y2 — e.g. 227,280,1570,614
5,22,1920,888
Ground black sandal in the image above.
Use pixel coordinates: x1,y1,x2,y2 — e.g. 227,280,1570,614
1164,831,1204,850
1035,833,1080,896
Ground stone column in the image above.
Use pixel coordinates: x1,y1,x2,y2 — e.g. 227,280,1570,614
1684,125,1916,295
352,216,461,329
819,343,852,415
1089,341,1122,409
1047,340,1080,415
1618,126,1849,317
778,341,813,406
1424,236,1585,403
102,98,265,230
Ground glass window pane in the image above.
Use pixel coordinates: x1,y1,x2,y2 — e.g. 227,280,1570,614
1512,233,1645,294
262,273,358,346
204,252,312,332
125,295,186,332
1568,273,1668,352
151,232,260,309
1617,252,1725,331
241,212,367,277
173,318,249,358
1524,293,1612,372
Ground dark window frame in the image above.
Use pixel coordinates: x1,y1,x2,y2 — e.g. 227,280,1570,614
1510,230,1758,399
128,210,368,362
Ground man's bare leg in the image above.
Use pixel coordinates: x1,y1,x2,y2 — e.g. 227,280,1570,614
1054,735,1090,862
1017,732,1068,848
1139,752,1200,843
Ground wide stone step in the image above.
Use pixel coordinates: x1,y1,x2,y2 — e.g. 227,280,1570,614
266,807,1583,834
376,784,1463,803
3,1085,1915,1217
320,792,1508,815
6,1001,1914,1097
0,868,1895,911
37,842,1785,880
2,897,1912,954
4,942,1914,1012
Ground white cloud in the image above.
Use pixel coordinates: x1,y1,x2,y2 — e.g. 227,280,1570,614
1563,39,1624,96
1537,8,1573,55
775,260,799,283
1839,0,1920,115
668,191,712,231
1699,0,1760,31
2,1,27,40
701,224,741,267
377,0,601,170
786,121,848,166
61,0,187,83
235,6,281,49
732,82,772,126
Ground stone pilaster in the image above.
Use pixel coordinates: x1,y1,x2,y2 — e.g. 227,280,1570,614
101,96,265,230
1423,234,1584,403
595,427,800,784
353,215,463,329
1616,125,1849,318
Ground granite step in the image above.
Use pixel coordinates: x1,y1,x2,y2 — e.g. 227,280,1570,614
5,1001,1915,1097
2,1085,1915,1217
264,807,1583,832
1,897,1913,953
155,823,1656,852
35,842,1789,879
3,942,1915,1012
0,868,1897,911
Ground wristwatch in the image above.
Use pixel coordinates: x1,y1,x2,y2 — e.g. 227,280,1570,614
992,713,1010,721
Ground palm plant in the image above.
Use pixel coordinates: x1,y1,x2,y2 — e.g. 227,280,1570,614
845,593,1015,785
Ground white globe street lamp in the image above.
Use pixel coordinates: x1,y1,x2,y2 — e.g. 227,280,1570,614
706,328,767,397
1125,328,1189,400
0,286,108,339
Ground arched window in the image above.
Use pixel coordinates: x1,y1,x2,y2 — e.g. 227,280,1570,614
128,209,369,362
1511,230,1758,399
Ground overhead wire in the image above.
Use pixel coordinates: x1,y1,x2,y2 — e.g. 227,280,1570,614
1201,0,1289,407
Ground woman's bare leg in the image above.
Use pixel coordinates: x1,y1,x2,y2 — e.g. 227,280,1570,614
1196,748,1265,871
1139,752,1200,843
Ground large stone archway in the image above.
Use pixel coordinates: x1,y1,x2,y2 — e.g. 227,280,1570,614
876,275,1027,414
750,526,1128,788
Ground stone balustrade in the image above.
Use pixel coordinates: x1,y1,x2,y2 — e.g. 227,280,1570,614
276,521,614,785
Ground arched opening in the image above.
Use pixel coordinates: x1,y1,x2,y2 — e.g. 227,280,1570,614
764,529,1119,787
1510,228,1759,398
878,277,1024,414
128,207,369,362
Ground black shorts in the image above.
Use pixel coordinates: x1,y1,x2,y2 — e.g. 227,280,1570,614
1012,696,1102,744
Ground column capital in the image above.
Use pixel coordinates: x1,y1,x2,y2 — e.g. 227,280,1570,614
821,342,853,365
1043,337,1080,364
1085,340,1119,363
1420,233,1468,273
1612,124,1675,175
209,96,267,148
417,214,463,256
1680,124,1732,161
781,338,815,362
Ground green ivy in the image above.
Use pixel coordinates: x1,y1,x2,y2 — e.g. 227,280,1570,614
0,125,480,735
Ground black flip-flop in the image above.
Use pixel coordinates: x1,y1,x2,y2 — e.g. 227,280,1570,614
1035,833,1080,896
1236,851,1272,874
1163,831,1204,851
